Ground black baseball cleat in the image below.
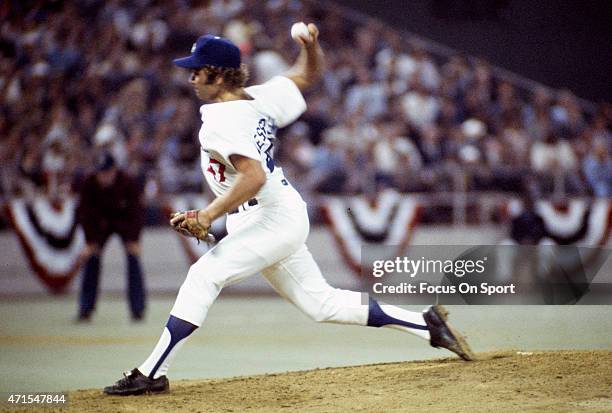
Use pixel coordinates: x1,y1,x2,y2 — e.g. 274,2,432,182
103,368,169,396
423,305,475,361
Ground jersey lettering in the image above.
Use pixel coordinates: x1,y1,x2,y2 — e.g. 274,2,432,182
253,117,276,172
207,158,226,182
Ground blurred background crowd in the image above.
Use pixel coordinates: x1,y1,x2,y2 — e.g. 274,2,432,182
1,0,610,222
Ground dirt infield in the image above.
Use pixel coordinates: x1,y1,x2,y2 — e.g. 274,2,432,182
12,350,612,413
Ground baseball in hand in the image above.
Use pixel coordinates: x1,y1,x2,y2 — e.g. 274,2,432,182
291,22,311,42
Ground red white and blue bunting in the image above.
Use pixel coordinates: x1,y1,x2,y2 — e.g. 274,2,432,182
322,190,421,274
4,196,85,293
507,198,612,246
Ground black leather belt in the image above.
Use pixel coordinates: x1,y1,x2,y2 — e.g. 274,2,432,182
229,198,258,214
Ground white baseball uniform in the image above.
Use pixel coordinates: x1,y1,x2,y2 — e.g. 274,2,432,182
169,76,371,328
138,75,430,381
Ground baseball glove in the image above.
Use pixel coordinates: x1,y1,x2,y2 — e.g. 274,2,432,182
170,210,215,244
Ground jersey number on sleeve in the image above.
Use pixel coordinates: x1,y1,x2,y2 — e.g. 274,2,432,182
207,158,226,182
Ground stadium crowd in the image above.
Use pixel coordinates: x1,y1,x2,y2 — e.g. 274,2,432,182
1,0,610,206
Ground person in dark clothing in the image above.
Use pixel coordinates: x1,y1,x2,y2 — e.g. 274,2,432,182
77,152,146,321
510,176,547,245
510,201,547,244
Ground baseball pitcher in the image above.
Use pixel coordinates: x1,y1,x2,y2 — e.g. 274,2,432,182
104,23,473,396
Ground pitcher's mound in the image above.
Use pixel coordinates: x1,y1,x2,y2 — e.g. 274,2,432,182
70,350,612,413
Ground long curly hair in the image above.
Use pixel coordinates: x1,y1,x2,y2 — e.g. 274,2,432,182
203,64,250,89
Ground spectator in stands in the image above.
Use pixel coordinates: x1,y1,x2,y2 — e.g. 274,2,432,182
416,124,446,165
0,0,607,204
439,55,471,100
375,30,414,96
250,35,289,84
522,87,552,141
93,123,128,168
307,136,349,194
590,111,612,144
551,90,585,141
410,45,440,92
530,131,577,174
345,67,387,121
372,118,425,192
414,124,451,191
530,130,581,196
401,77,440,129
582,138,612,197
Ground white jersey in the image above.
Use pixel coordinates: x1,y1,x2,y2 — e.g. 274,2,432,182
198,76,306,206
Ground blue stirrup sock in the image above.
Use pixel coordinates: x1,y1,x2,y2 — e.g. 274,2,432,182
138,315,198,379
367,297,430,339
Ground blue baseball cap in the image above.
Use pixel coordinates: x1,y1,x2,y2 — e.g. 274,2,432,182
173,35,241,69
95,151,116,172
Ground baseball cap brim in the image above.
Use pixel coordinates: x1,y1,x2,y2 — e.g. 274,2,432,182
95,152,116,172
173,55,204,69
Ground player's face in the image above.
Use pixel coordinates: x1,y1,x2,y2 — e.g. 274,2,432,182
96,167,118,187
189,68,221,101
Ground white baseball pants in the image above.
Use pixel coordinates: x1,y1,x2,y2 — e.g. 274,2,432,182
170,197,368,327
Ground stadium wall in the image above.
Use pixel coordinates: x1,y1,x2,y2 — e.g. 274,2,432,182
0,226,507,296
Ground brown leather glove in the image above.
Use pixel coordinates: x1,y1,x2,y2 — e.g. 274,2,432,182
169,210,215,244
